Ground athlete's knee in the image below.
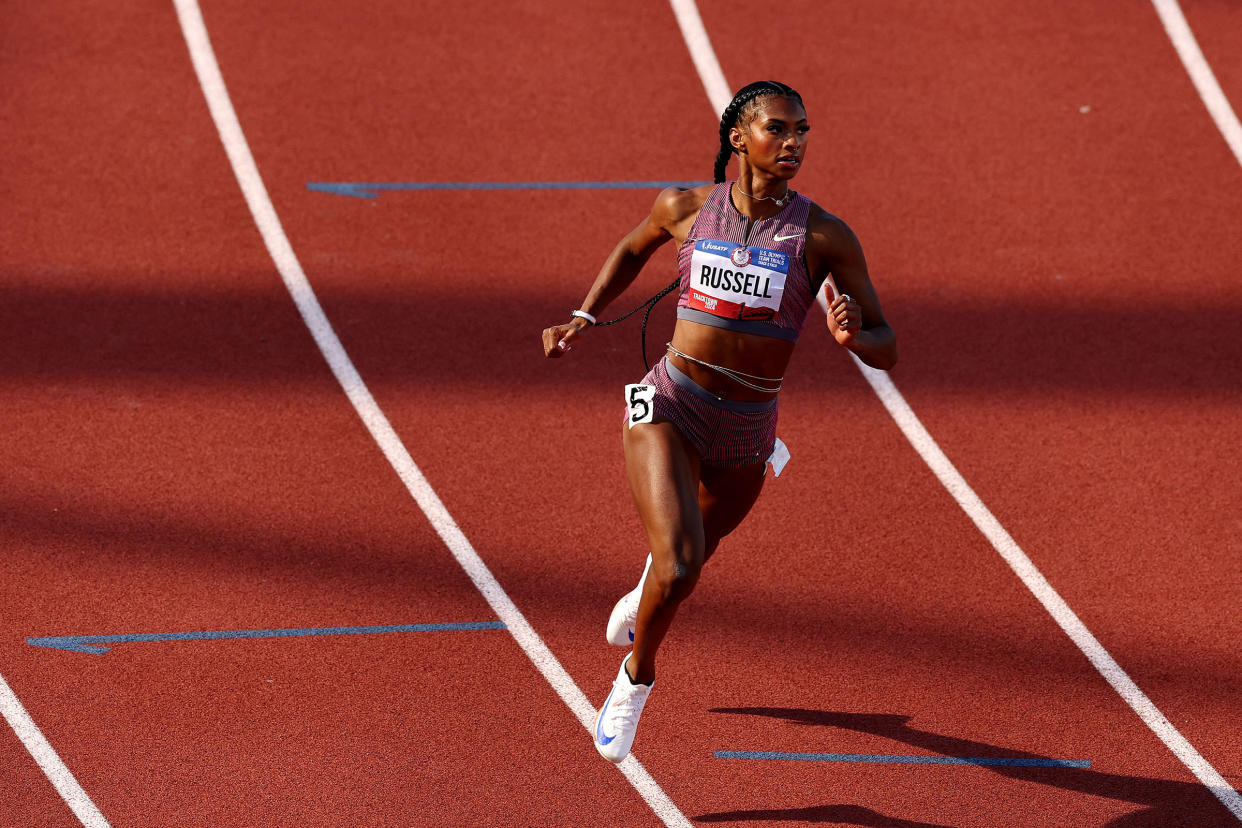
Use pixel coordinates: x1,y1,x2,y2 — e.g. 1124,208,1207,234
651,551,702,604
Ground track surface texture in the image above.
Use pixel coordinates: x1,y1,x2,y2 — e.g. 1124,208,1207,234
2,0,1240,826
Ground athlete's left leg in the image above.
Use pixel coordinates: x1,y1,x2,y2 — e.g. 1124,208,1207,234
700,460,767,563
605,460,767,651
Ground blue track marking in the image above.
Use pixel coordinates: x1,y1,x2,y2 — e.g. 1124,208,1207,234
307,180,713,199
715,751,1090,768
27,621,507,654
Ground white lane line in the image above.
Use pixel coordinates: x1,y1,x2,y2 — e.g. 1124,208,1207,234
667,0,731,118
821,292,1242,821
0,673,111,827
667,0,1242,819
169,1,691,825
1152,0,1242,169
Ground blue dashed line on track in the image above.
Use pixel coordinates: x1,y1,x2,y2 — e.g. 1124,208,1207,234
27,621,508,654
715,751,1090,768
307,180,713,199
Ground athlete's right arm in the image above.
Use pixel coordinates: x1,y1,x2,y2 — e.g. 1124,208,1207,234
542,186,706,358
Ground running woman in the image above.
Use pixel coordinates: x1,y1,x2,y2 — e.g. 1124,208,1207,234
541,81,897,762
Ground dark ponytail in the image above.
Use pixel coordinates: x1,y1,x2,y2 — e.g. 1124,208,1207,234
713,81,803,183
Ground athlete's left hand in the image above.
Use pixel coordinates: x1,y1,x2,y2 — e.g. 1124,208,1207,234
826,293,861,345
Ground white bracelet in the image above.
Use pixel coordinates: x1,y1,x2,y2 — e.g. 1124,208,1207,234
571,309,597,325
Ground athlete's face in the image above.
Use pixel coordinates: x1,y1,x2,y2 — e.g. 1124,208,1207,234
731,96,810,179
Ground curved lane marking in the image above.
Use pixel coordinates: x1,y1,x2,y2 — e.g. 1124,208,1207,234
1152,0,1242,168
170,1,692,826
668,0,1242,819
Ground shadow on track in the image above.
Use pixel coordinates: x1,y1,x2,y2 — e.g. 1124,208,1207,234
695,802,953,826
701,708,1238,827
3,280,1242,398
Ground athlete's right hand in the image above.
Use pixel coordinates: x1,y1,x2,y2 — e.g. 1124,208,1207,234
542,320,589,358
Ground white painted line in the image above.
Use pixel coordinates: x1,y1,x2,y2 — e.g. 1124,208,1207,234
1151,0,1242,169
818,294,1242,821
668,0,1242,819
667,0,732,117
169,1,691,825
0,672,110,827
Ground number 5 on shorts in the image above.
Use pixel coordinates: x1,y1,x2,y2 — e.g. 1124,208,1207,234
625,384,655,429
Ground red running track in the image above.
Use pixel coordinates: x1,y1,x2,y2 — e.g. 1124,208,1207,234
2,0,1240,825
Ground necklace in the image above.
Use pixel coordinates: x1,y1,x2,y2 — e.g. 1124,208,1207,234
735,182,792,207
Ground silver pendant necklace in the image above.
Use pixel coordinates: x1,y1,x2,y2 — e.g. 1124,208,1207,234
736,182,792,207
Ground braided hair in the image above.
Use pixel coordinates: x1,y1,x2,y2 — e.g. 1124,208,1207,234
713,81,803,183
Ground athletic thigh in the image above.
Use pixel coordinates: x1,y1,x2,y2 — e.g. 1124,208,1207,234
622,419,705,565
699,461,767,556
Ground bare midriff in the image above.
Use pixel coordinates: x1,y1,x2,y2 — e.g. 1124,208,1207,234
666,320,796,402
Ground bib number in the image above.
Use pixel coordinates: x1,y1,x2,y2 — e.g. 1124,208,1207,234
625,384,655,429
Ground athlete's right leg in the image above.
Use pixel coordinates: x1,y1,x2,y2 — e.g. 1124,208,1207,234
593,419,701,761
621,418,704,686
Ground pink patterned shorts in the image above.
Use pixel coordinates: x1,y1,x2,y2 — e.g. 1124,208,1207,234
625,357,778,471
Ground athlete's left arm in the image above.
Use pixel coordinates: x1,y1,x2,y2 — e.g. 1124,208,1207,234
806,209,897,370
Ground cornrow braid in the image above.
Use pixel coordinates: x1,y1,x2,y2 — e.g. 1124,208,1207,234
713,81,803,183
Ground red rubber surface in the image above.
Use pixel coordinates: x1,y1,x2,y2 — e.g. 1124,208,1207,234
2,0,1240,825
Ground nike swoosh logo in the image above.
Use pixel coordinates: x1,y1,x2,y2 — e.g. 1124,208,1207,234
596,686,618,745
773,232,803,242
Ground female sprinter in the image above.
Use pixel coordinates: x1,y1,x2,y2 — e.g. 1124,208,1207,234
541,81,897,762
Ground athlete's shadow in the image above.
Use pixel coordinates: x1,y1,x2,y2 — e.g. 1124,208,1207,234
694,803,953,826
695,709,1237,827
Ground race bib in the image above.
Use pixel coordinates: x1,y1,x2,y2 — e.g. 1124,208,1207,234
685,238,789,321
625,384,655,429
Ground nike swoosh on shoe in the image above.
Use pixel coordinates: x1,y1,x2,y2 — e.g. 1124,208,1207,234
595,687,618,745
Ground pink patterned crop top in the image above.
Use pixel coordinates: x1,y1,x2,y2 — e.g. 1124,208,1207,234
675,182,818,342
